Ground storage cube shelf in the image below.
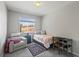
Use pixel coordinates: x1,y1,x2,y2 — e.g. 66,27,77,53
53,37,72,54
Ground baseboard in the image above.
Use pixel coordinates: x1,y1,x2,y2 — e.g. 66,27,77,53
73,52,79,57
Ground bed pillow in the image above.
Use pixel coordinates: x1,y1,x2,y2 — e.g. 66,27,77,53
34,31,41,34
41,30,46,35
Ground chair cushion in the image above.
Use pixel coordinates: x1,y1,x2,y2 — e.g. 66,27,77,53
9,37,21,44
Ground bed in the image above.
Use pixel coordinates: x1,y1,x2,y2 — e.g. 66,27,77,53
33,34,53,48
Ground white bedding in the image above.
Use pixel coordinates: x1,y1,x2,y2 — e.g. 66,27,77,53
34,34,53,48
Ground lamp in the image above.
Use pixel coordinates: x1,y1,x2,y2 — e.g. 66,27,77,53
35,1,41,8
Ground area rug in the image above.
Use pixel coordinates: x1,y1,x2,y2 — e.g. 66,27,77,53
27,42,46,56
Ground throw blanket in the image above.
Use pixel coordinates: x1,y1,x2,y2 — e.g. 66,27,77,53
4,37,21,53
42,35,53,44
34,34,53,48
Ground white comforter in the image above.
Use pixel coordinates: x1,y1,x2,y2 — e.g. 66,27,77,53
34,34,53,48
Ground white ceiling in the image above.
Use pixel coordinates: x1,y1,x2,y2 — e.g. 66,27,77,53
5,1,74,16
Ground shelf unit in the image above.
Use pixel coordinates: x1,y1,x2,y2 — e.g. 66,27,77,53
53,37,72,55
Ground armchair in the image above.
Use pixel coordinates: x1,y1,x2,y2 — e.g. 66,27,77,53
5,37,27,53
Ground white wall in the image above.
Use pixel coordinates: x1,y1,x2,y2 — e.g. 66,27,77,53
42,2,79,56
7,10,42,36
0,2,7,56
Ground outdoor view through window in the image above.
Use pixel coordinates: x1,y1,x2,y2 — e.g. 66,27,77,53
19,17,35,33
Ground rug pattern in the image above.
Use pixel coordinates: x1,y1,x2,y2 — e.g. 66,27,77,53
27,42,46,56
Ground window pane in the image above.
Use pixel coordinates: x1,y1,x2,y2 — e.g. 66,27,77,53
19,17,35,33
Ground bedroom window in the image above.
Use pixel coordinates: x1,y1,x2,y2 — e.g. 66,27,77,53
19,17,35,33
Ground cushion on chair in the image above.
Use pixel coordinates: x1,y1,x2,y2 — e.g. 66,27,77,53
9,37,22,44
5,37,22,53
